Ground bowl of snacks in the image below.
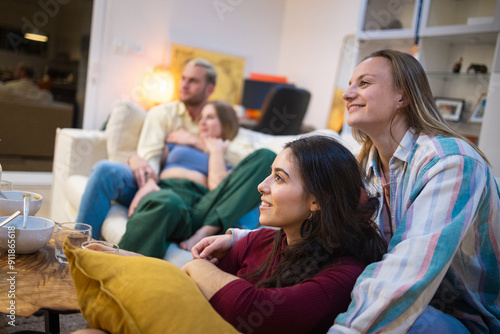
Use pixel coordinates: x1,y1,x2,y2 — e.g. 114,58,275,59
0,191,43,217
0,216,55,254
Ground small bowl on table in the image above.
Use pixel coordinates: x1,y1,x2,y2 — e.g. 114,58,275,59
0,216,55,254
0,191,43,217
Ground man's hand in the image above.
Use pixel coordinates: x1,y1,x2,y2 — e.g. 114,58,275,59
191,234,233,265
128,154,157,187
167,129,205,151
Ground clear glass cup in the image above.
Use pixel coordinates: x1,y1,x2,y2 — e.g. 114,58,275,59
81,240,119,255
54,222,92,264
0,180,12,191
0,180,12,200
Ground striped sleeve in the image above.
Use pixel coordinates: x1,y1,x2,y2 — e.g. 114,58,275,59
226,228,252,245
331,152,495,333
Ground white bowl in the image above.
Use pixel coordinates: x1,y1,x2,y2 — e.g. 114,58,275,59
0,191,43,217
0,216,55,254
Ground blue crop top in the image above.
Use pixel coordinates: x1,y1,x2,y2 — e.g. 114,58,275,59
162,143,209,177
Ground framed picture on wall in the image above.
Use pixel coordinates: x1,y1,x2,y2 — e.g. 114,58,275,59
435,97,465,121
469,93,487,123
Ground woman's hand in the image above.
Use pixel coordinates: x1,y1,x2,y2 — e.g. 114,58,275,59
203,136,231,190
181,259,239,300
203,136,229,155
191,234,233,265
128,178,160,217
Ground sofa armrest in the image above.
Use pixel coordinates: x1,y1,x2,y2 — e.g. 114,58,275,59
51,128,107,223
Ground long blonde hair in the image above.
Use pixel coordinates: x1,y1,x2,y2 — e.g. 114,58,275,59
353,49,489,164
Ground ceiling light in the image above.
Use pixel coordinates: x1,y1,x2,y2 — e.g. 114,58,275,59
24,33,48,42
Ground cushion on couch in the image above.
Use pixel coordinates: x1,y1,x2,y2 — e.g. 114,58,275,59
64,241,238,334
64,175,88,214
51,128,108,224
105,100,146,164
100,205,129,244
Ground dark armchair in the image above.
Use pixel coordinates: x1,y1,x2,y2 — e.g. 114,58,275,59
251,85,311,136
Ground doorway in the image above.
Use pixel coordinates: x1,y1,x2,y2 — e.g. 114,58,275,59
0,0,94,172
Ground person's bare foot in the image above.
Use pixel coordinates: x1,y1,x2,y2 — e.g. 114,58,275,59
179,225,220,251
179,234,205,251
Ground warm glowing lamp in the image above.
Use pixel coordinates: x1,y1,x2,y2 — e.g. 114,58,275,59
141,65,176,109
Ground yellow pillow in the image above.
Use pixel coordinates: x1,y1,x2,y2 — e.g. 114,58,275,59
64,242,239,334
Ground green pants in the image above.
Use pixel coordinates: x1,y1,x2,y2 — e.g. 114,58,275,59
118,149,276,258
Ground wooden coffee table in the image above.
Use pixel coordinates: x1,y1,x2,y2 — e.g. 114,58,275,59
0,232,80,333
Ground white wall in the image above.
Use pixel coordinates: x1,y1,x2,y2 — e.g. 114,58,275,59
84,0,363,130
278,0,362,129
84,0,287,129
84,0,173,129
168,0,285,74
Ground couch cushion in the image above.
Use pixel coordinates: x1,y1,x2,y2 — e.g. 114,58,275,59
106,101,147,164
64,175,129,245
101,205,129,244
224,128,257,166
64,242,238,334
64,175,89,211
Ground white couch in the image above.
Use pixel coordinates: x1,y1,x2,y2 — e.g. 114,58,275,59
50,100,341,264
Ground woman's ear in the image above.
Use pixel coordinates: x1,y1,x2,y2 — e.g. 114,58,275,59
396,91,408,109
309,197,320,213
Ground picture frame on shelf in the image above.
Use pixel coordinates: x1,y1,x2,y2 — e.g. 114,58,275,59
435,97,465,121
469,93,486,123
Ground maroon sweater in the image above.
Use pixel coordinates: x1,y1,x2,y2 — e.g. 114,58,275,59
209,228,366,334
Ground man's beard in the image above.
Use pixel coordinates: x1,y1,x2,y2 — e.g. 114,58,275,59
180,87,207,107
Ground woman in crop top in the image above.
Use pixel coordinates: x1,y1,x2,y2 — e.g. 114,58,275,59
118,101,275,258
128,101,237,212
